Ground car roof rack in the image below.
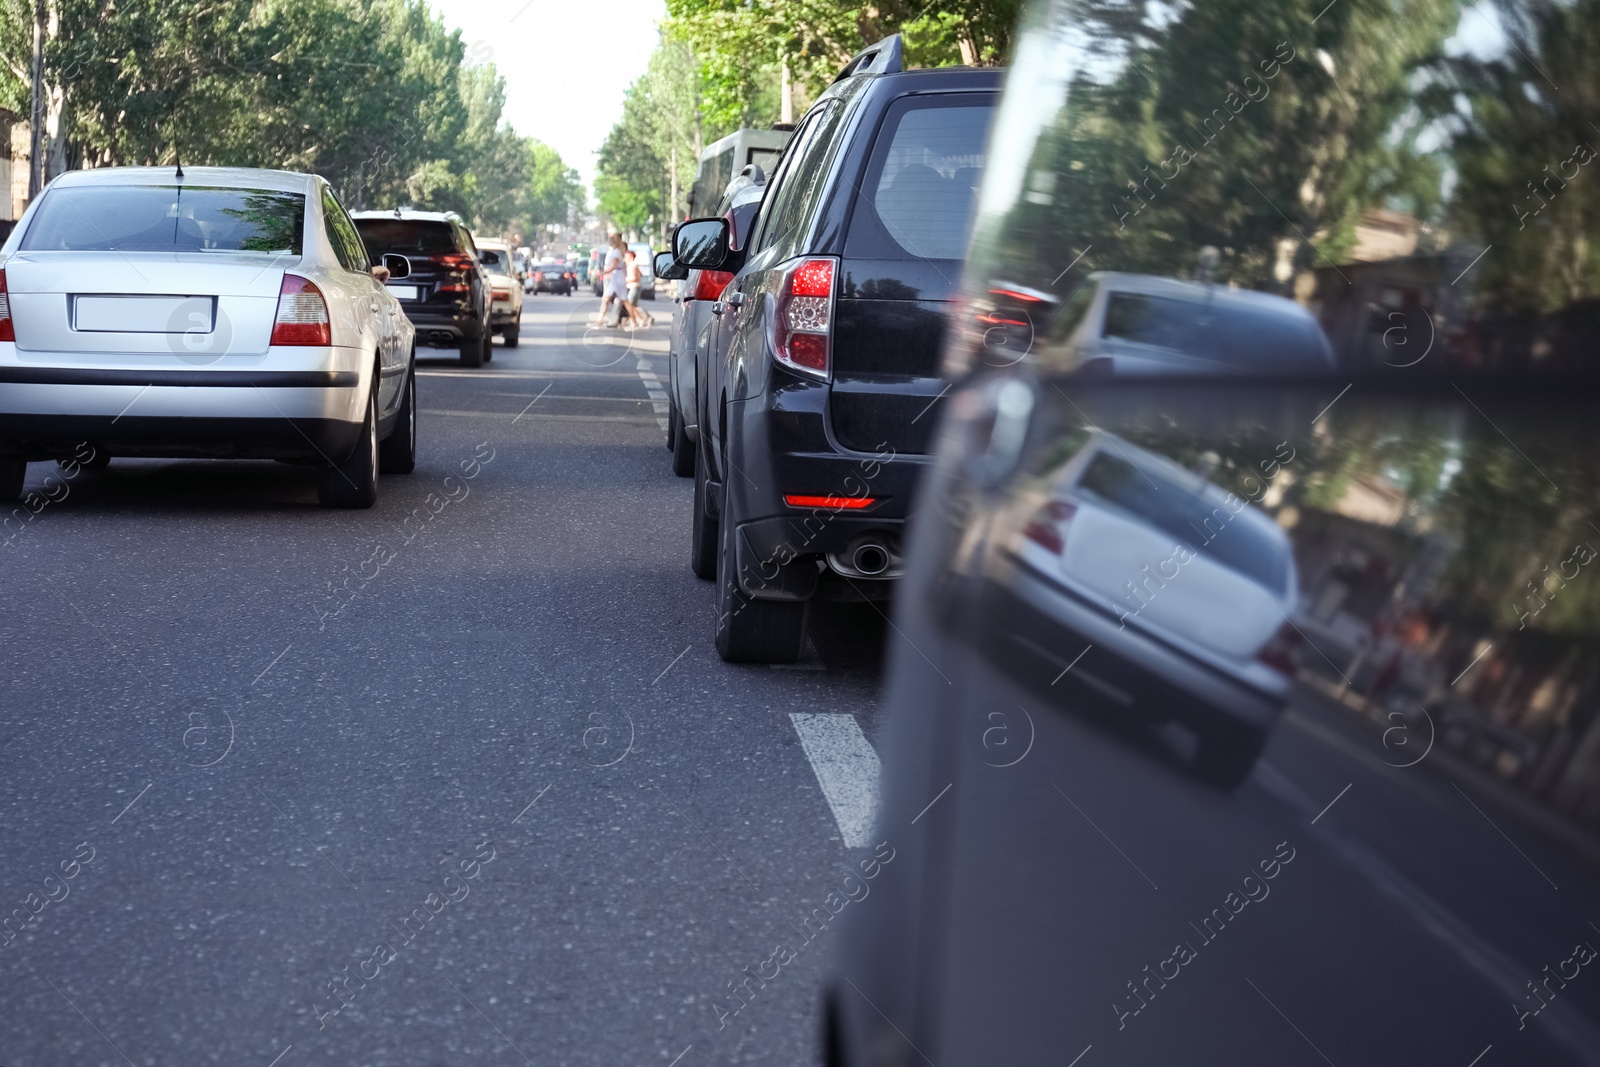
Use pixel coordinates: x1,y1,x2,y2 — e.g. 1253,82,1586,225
833,34,903,83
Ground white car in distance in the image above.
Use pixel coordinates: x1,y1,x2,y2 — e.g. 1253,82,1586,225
0,166,417,507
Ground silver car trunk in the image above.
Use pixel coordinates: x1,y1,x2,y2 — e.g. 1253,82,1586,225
5,251,293,358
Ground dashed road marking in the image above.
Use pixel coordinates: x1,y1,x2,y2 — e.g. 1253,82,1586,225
790,713,880,848
636,356,670,432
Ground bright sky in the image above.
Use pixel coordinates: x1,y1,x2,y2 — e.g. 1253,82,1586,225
427,0,668,195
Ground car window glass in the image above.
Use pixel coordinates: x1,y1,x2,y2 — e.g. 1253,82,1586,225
1102,291,1326,370
1071,449,1290,592
23,185,306,253
352,219,454,254
845,96,994,262
750,108,828,255
321,188,367,272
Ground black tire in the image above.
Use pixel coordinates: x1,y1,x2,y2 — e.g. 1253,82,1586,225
482,327,493,363
690,437,719,580
378,361,417,475
317,388,379,508
714,498,807,664
0,458,25,502
670,405,695,477
1194,721,1268,790
504,324,520,348
459,331,484,367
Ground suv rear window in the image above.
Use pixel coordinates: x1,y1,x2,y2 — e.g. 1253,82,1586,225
24,185,305,254
846,96,994,262
1101,291,1329,370
352,219,456,255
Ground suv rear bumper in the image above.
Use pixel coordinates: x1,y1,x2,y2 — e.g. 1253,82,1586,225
400,306,484,342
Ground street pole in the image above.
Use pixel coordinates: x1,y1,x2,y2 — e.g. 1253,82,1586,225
28,0,45,200
669,143,678,226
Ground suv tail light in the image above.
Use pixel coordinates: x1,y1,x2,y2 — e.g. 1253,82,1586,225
1023,499,1078,554
1256,621,1304,678
0,268,12,343
773,257,835,379
694,269,734,302
271,274,331,346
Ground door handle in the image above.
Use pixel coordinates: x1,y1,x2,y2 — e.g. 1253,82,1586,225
711,301,724,316
726,290,746,308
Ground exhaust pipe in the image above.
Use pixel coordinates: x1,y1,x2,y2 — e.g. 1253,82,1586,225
827,534,900,579
853,541,890,576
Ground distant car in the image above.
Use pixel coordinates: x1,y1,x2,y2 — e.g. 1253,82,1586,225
0,166,418,508
1052,272,1337,375
530,261,573,295
352,208,493,367
474,238,524,347
627,242,655,300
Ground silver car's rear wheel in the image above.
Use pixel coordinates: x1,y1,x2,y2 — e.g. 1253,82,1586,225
317,388,379,509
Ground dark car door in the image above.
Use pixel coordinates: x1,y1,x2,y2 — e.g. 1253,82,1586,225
701,103,837,485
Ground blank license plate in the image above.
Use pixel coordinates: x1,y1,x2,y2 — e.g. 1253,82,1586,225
386,285,420,302
75,295,213,334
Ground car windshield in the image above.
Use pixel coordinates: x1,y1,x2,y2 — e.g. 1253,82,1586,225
480,249,512,274
1101,291,1327,370
351,219,455,254
22,185,306,253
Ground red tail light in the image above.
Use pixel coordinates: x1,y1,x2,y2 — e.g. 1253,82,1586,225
784,494,874,510
1023,499,1078,554
773,257,835,379
1256,621,1304,678
0,268,12,343
694,269,735,302
271,274,331,346
433,252,476,292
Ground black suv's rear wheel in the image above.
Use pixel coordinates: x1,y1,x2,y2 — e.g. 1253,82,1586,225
317,388,379,509
0,458,25,502
1193,720,1268,790
690,436,718,579
459,331,484,367
378,360,417,475
714,500,808,664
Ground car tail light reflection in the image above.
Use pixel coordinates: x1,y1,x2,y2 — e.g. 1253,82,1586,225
1256,621,1304,678
1023,499,1077,554
0,268,12,342
433,251,476,292
271,274,331,346
694,269,734,302
773,256,835,379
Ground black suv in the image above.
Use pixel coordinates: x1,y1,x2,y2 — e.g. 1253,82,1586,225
672,36,1000,662
352,209,494,367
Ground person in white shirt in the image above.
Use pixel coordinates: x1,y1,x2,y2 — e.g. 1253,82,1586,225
593,232,627,327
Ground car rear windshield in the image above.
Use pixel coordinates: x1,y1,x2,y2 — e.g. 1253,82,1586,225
1074,450,1291,592
846,96,994,262
23,185,306,254
480,249,512,273
1101,292,1329,370
352,219,456,255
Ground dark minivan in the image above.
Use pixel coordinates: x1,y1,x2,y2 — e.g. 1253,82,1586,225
352,208,493,367
675,35,999,662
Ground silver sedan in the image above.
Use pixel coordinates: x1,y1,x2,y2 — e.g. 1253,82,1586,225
0,165,417,507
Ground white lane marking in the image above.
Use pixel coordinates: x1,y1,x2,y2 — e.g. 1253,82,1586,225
421,410,659,425
637,356,670,432
790,713,880,848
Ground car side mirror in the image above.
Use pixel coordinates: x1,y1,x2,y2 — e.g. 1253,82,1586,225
674,218,731,271
654,252,687,281
381,253,411,280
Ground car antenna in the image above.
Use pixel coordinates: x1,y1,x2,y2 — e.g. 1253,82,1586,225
174,144,184,180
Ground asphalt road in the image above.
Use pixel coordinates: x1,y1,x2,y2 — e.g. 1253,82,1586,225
0,292,884,1067
3,292,1599,1067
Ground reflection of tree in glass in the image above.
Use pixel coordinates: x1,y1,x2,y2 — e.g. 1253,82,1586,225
218,191,305,253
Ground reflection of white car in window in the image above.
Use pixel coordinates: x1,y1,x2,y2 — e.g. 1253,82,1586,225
1053,272,1336,375
987,430,1301,787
